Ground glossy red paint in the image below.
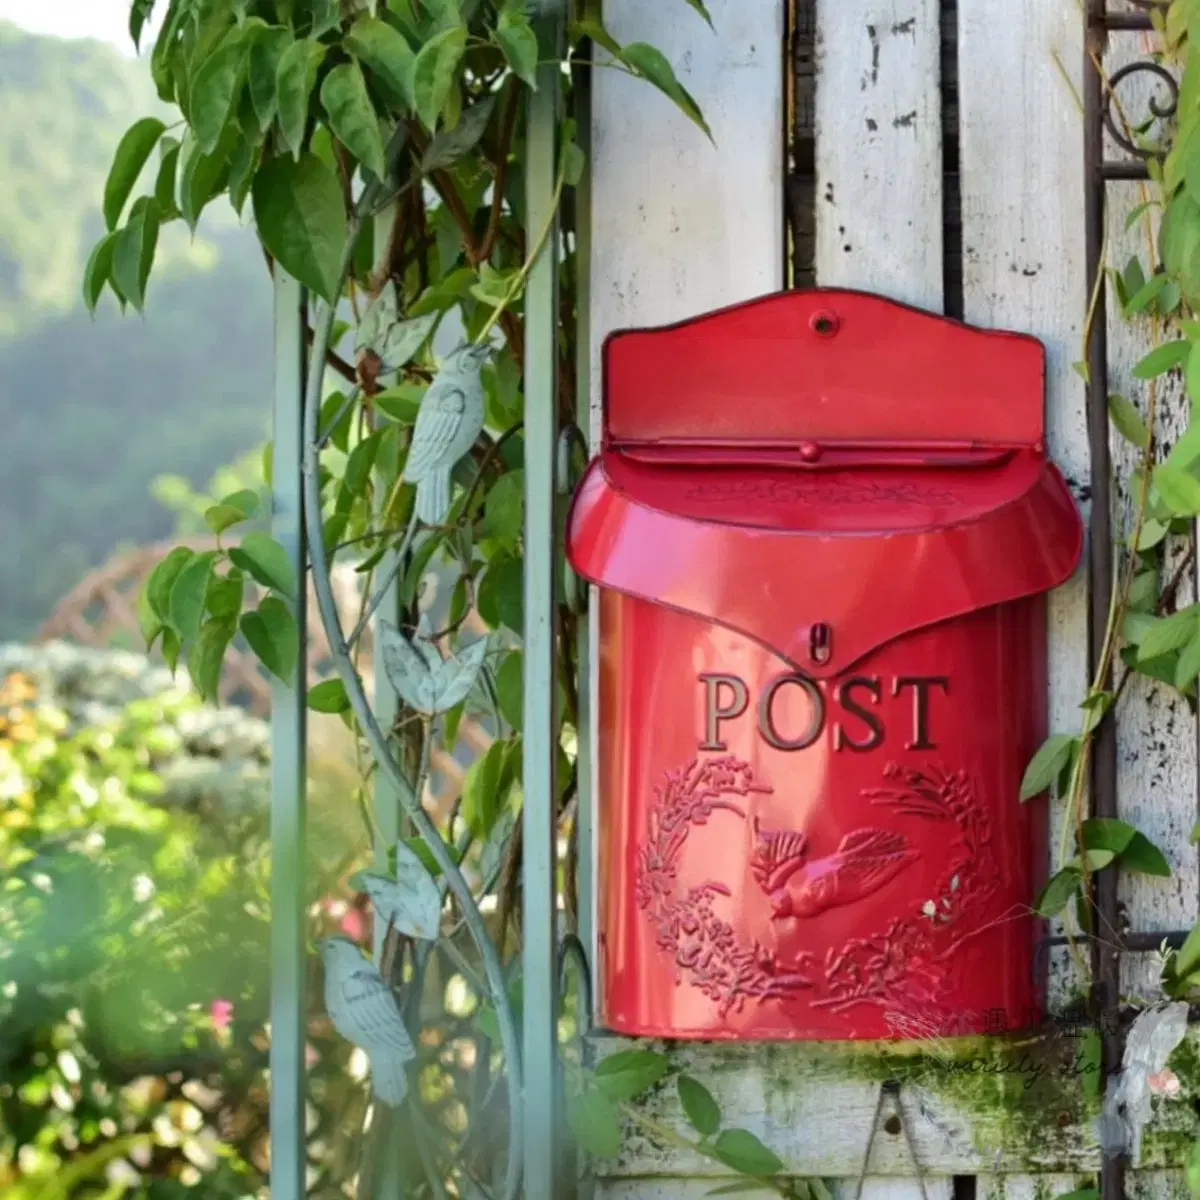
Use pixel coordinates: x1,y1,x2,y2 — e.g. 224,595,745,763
566,290,1084,1040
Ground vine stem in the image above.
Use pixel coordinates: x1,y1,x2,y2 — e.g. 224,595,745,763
347,507,420,648
300,177,525,1200
474,163,567,346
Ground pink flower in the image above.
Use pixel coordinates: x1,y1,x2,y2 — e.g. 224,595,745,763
210,999,234,1032
1148,1069,1181,1099
340,908,366,942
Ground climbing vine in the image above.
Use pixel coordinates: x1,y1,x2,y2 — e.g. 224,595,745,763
85,0,837,1194
1021,2,1200,1008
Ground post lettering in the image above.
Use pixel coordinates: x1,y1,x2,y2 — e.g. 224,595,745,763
699,673,749,750
834,676,884,752
758,672,825,751
893,676,949,750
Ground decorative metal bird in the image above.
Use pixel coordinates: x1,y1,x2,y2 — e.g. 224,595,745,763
749,820,915,920
318,936,416,1107
404,342,491,525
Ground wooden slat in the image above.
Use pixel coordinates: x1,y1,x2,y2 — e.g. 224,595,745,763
958,0,1090,1012
815,0,943,309
583,1027,1200,1177
588,0,783,1192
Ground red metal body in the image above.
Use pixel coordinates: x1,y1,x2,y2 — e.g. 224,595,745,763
565,290,1084,1040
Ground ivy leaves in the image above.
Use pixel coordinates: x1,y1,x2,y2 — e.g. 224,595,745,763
252,154,347,302
569,1054,813,1195
141,493,297,702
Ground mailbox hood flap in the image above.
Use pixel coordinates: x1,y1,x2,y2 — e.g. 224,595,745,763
565,450,1083,677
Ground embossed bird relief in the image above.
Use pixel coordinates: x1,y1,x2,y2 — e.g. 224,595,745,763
749,818,917,919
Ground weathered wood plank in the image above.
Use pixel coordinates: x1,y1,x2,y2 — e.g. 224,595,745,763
815,0,942,308
586,1028,1200,1178
597,1182,954,1199
957,0,1090,1012
587,2,785,1193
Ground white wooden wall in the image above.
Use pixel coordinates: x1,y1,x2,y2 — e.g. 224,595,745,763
587,0,1193,1195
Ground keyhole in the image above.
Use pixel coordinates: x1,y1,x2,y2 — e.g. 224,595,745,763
810,623,832,665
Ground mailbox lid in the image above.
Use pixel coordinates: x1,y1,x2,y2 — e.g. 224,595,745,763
566,449,1081,678
568,289,1084,678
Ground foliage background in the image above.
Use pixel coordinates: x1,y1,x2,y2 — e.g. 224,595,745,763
0,20,269,641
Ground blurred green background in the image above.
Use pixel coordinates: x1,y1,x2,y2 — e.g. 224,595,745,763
0,15,270,639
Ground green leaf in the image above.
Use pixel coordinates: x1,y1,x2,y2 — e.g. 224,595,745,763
1178,632,1200,690
154,137,182,216
412,26,468,131
1132,339,1191,379
422,97,496,172
1019,733,1076,801
711,1129,784,1178
1034,866,1082,918
567,1090,621,1159
562,139,586,187
206,505,251,534
252,153,348,304
205,569,245,623
169,550,218,642
1136,606,1199,661
191,34,248,153
1120,831,1172,876
162,627,182,673
484,470,524,542
205,488,259,533
322,62,388,180
572,16,622,57
618,42,710,138
308,678,351,713
276,38,328,158
461,739,516,839
1124,272,1170,316
147,547,195,623
478,553,523,632
1187,339,1200,405
188,618,235,702
111,198,161,313
178,125,238,230
593,1050,671,1101
104,117,167,231
345,16,416,110
1081,817,1137,856
1154,464,1200,517
1066,848,1116,872
240,596,298,682
1177,921,1200,979
138,578,163,648
497,6,539,89
82,233,119,314
681,0,714,25
495,649,523,730
229,531,297,597
678,1074,721,1136
1108,394,1150,450
249,26,292,130
130,0,155,50
374,385,425,424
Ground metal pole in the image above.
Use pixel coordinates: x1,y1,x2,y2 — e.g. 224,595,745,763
371,201,408,1200
523,23,563,1199
1082,7,1125,1200
269,269,309,1200
573,51,596,1000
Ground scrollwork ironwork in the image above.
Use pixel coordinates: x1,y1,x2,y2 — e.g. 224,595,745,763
1103,60,1179,159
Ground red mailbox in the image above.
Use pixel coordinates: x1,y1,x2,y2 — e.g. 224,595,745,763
565,291,1084,1040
